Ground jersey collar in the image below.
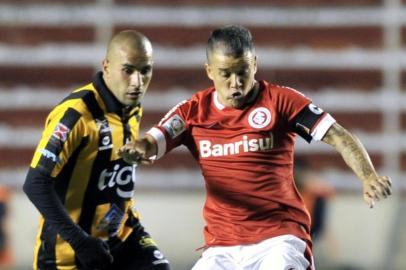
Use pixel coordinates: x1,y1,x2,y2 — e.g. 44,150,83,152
213,91,225,110
212,81,261,111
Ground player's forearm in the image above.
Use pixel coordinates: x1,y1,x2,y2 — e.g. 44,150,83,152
144,134,158,158
23,168,87,244
322,123,377,182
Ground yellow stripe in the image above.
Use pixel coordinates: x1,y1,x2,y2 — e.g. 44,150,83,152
55,234,76,269
91,203,111,239
32,218,45,270
63,118,96,224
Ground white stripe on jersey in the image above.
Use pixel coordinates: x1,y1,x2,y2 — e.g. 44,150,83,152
147,127,167,159
311,113,336,141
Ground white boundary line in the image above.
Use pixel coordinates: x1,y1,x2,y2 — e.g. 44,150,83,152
2,87,406,111
0,123,405,152
0,5,392,26
1,167,405,191
1,45,405,69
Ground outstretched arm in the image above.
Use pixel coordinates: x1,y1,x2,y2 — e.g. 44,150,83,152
322,122,392,208
118,134,157,164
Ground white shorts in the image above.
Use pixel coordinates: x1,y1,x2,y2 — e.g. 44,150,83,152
191,234,314,270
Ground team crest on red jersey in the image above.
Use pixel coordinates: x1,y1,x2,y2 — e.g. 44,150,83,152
52,123,70,142
248,107,272,129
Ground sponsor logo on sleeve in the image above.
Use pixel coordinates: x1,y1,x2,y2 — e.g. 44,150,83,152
152,249,169,265
153,250,164,259
96,119,113,151
39,149,60,163
52,123,70,142
248,107,272,129
162,114,186,139
308,103,324,115
139,236,157,248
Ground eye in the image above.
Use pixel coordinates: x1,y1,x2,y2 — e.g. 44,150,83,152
237,69,249,76
219,71,230,78
122,67,134,75
140,66,152,75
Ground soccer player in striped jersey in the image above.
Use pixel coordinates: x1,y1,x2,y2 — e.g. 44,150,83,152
23,30,171,270
119,25,392,270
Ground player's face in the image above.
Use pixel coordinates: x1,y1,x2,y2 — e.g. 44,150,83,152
103,47,153,107
205,49,257,109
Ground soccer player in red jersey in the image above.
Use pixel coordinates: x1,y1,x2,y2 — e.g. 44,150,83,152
119,25,392,270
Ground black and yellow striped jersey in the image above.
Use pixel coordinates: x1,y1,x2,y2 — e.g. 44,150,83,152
27,72,144,269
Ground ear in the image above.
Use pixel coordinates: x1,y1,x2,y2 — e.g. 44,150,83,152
253,56,258,75
205,63,214,81
102,59,109,75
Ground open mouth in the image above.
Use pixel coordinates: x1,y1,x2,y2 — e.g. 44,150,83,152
231,91,243,100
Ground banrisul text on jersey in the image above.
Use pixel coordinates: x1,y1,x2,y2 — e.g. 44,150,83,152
199,134,274,158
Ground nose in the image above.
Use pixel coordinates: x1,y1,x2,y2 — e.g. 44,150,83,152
230,74,241,89
130,71,143,88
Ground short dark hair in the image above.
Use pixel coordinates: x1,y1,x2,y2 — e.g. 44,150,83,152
206,25,255,60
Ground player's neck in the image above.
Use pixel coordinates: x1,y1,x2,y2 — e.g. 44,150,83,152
244,81,260,105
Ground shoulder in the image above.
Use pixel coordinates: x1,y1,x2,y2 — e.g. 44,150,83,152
48,83,99,122
191,86,216,109
189,87,214,103
261,81,307,100
158,87,213,125
174,87,214,111
260,81,311,110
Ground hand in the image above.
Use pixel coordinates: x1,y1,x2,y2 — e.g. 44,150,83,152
363,175,392,208
74,236,114,269
118,139,154,165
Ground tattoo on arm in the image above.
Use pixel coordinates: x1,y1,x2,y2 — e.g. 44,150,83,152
322,123,376,181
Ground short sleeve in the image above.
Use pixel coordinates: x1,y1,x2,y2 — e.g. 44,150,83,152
292,103,336,143
274,86,335,143
275,87,311,123
146,99,190,159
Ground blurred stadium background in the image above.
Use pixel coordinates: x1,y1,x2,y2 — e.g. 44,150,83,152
0,0,406,269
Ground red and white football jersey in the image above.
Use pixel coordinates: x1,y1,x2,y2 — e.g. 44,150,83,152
147,80,335,247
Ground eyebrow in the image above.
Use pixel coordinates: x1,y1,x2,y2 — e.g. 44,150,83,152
217,65,249,71
122,63,152,69
122,64,136,69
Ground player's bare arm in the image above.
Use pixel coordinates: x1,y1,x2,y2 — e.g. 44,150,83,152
322,122,392,208
118,135,157,165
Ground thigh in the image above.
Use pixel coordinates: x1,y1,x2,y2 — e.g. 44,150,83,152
251,235,312,270
108,224,171,270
